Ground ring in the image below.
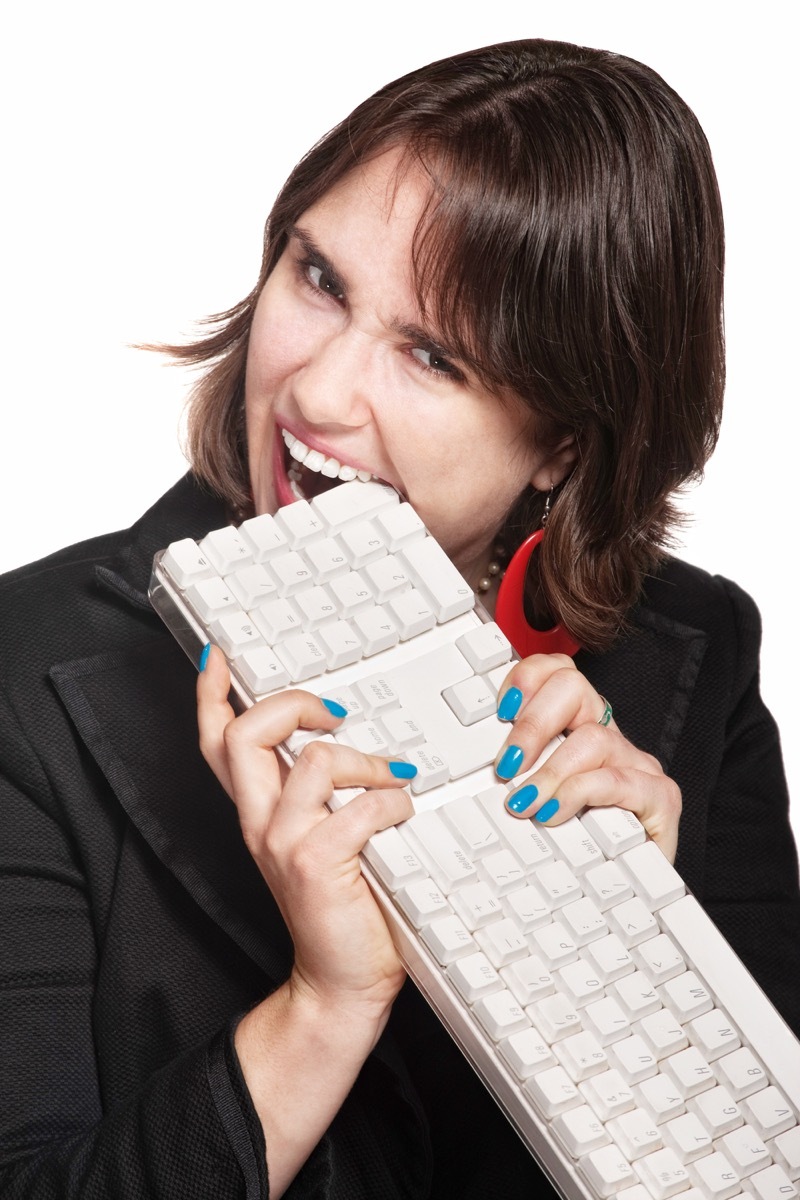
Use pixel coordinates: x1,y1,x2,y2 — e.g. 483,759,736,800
597,697,613,727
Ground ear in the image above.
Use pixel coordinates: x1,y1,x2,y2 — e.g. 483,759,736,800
529,433,578,492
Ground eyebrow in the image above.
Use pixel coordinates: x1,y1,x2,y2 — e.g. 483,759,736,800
288,224,460,363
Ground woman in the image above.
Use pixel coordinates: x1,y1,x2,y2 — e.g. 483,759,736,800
1,37,797,1200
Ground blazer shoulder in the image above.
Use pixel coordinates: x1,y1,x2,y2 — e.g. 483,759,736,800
641,556,761,643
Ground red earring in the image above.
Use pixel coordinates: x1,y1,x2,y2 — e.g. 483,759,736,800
494,526,580,659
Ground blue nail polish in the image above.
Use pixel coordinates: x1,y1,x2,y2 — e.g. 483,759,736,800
496,744,524,780
497,687,523,722
198,643,210,672
389,761,418,779
507,783,538,814
321,697,347,719
534,797,560,823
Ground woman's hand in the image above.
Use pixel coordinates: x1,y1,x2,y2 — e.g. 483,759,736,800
197,646,418,1196
196,644,414,1020
494,654,682,862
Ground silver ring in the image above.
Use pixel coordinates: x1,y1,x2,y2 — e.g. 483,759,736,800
598,697,613,727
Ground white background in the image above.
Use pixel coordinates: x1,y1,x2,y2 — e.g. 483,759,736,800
2,2,797,841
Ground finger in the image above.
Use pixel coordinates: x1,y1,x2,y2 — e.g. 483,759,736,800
268,739,419,842
196,644,237,795
303,785,415,868
494,662,615,783
504,726,681,860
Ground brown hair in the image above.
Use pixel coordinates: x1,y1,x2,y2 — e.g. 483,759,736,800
167,38,724,652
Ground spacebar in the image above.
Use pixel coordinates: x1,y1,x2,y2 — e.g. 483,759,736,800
659,894,800,1110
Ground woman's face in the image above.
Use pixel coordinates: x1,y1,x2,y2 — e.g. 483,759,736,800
245,150,571,583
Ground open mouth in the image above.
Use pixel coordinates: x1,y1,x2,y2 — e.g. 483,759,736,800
281,428,383,502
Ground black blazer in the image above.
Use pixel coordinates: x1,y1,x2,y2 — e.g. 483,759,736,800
1,474,798,1199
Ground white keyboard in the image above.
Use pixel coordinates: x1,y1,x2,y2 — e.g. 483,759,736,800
149,480,800,1200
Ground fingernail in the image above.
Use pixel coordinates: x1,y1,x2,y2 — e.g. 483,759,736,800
496,744,524,780
534,797,560,823
321,697,347,719
506,783,538,814
198,643,211,672
389,761,417,779
497,687,523,722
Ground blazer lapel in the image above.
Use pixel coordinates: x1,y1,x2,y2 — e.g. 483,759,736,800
576,600,709,892
50,637,294,983
48,475,294,983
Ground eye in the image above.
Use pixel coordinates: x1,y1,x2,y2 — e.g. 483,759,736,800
306,262,344,300
410,345,463,380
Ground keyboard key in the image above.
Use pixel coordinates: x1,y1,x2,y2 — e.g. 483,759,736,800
772,1127,800,1180
607,897,659,948
580,1068,636,1121
499,1025,556,1079
440,795,500,858
273,498,326,546
235,645,290,694
580,807,646,857
455,622,513,673
475,916,528,967
662,1111,713,1161
745,1164,799,1200
687,1151,742,1200
310,478,398,531
420,914,474,964
406,743,450,793
503,883,551,933
718,1124,771,1177
361,827,424,889
544,816,604,874
473,989,529,1040
552,1104,611,1157
580,1144,636,1195
688,1086,743,1138
362,554,411,601
400,537,474,622
209,609,263,657
450,881,504,930
442,675,496,726
238,511,289,559
743,1087,797,1140
607,1108,663,1160
659,971,713,1023
608,1034,659,1084
583,859,634,911
224,563,278,608
273,631,327,681
637,1008,689,1059
500,954,554,1005
372,500,426,549
402,810,477,891
583,996,632,1046
554,1030,608,1082
635,1147,692,1198
663,1046,716,1098
386,588,436,638
394,878,449,926
447,952,503,1002
185,575,239,620
525,1065,583,1118
633,1073,686,1124
633,934,685,985
620,841,685,909
688,1008,741,1061
198,526,254,573
161,538,216,587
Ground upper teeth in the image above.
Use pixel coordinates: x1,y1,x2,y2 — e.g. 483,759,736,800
281,429,376,484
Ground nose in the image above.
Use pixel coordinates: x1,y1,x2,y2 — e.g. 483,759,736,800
292,324,377,429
